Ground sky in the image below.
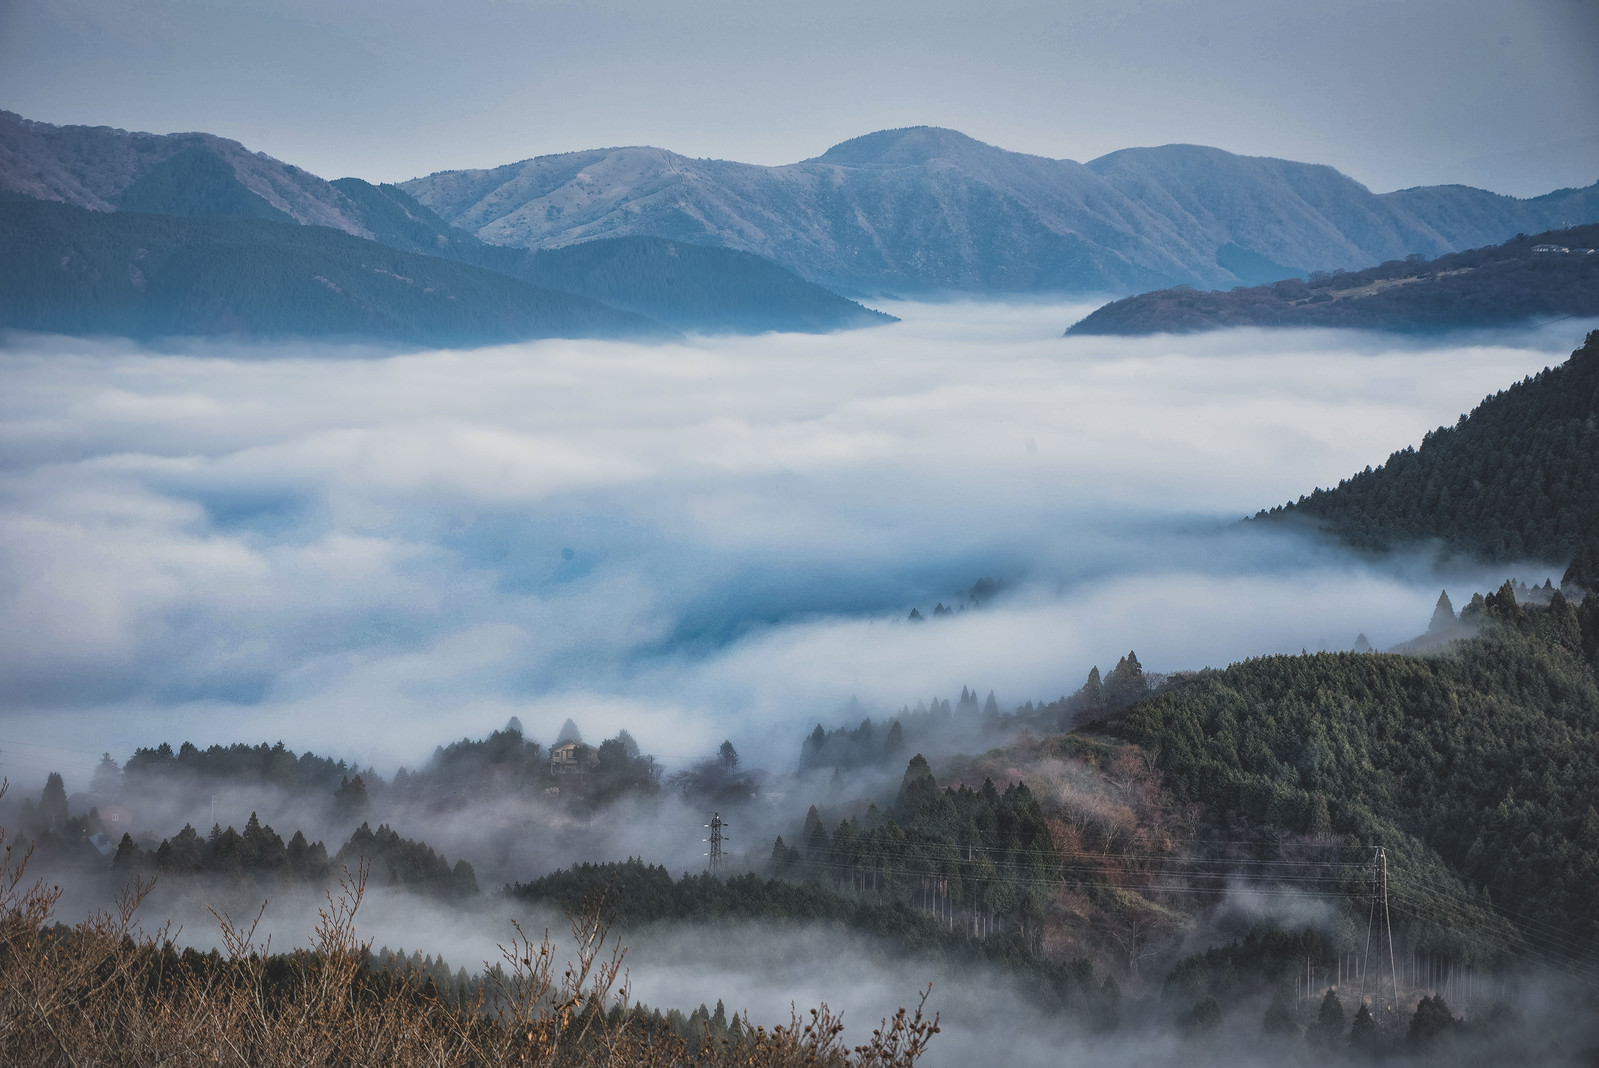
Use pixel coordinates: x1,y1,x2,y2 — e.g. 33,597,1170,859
1,304,1589,789
0,0,1596,197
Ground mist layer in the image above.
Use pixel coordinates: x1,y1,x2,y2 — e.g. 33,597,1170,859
0,306,1586,781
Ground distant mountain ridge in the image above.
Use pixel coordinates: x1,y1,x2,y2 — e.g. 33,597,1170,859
401,126,1599,295
1066,224,1599,335
7,110,1598,301
0,112,894,341
0,110,372,235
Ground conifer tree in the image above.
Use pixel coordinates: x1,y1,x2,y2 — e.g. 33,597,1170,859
112,832,138,870
802,724,827,768
802,806,830,860
1105,652,1146,708
1178,996,1222,1036
1312,988,1344,1048
896,755,938,818
884,720,905,757
1262,983,1298,1036
333,775,366,821
1407,994,1456,1049
1349,1002,1380,1057
1429,589,1456,631
1081,666,1104,709
90,753,121,797
37,772,68,832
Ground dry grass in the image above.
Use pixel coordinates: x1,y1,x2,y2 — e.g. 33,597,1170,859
0,780,937,1068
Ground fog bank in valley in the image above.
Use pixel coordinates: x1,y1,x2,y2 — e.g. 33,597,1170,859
1,304,1585,786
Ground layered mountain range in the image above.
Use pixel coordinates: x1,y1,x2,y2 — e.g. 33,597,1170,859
4,110,1597,341
0,111,889,342
400,126,1599,294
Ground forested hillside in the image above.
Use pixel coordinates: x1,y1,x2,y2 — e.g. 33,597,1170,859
12,585,1599,1060
1119,588,1599,965
1255,331,1599,581
503,588,1599,1056
1066,224,1599,335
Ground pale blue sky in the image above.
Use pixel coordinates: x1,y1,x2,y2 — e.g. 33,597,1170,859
1,0,1595,195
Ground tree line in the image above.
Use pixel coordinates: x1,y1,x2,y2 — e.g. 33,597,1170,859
105,816,477,899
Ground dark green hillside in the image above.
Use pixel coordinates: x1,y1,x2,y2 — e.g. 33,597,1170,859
1120,591,1599,962
1254,331,1599,578
517,236,896,333
0,194,665,346
1067,224,1599,335
116,146,294,223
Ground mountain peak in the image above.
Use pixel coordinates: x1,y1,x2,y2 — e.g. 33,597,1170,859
813,126,1000,167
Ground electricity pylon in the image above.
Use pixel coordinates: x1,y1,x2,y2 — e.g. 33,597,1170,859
704,812,727,876
1360,846,1400,1010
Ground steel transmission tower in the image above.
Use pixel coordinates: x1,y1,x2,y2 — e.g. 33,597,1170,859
704,812,727,876
1360,846,1400,1010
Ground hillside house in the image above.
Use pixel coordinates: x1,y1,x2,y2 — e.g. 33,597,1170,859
68,793,133,833
550,741,599,775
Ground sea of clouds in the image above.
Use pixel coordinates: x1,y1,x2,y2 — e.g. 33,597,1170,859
0,304,1587,785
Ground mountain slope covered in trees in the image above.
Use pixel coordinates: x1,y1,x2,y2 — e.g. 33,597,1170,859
1254,331,1599,580
1118,592,1599,960
12,584,1599,1060
1066,224,1599,334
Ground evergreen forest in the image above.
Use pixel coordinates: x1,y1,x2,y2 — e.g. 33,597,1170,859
1256,330,1599,581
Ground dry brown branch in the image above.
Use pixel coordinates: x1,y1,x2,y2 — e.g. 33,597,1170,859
0,812,936,1068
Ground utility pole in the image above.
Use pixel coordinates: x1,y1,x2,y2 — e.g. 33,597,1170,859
1360,846,1400,1011
704,812,727,876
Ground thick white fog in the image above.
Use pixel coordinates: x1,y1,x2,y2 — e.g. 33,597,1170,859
0,305,1587,786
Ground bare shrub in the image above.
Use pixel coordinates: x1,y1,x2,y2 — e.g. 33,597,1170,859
0,797,936,1068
